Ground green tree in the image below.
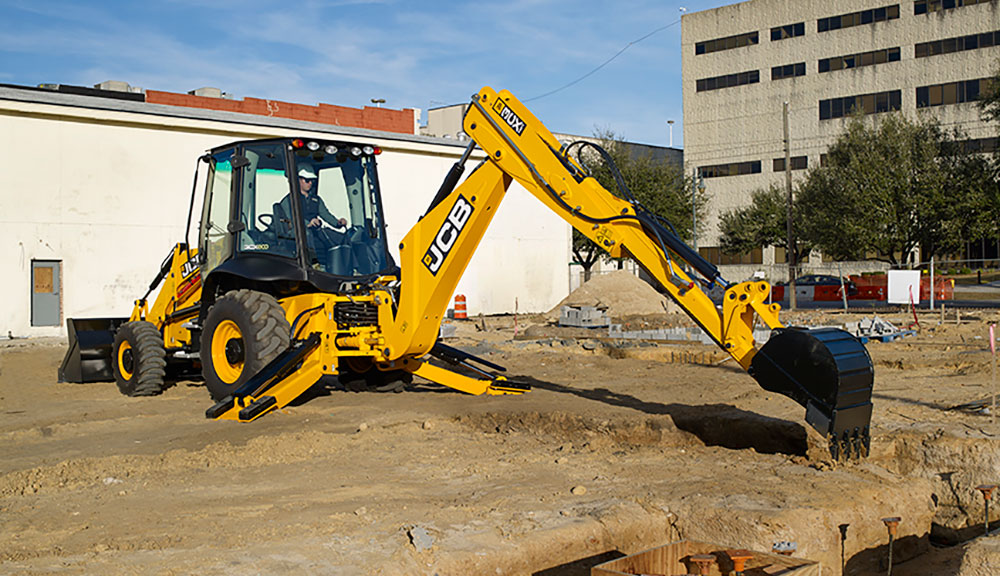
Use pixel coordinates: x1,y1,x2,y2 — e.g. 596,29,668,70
717,184,810,264
571,130,701,280
796,114,955,267
978,63,1000,129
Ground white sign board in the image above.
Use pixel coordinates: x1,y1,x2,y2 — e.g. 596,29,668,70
887,270,921,305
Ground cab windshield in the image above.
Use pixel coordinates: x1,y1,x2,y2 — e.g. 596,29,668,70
292,149,390,276
236,141,391,278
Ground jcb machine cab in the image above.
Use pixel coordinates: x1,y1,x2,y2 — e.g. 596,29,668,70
196,138,401,400
62,87,875,460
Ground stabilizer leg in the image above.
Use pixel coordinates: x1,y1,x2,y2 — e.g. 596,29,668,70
398,357,529,396
207,333,323,422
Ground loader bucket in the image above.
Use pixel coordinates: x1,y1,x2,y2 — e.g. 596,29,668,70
58,317,128,383
749,327,874,460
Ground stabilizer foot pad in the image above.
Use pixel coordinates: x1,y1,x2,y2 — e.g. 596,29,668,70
206,396,235,419
239,395,277,421
489,380,531,394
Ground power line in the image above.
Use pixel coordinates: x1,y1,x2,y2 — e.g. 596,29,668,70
525,18,682,103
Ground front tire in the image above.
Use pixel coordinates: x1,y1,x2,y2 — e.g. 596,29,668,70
200,290,290,401
112,321,166,397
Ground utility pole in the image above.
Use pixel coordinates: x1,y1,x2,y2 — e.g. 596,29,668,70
692,168,698,251
784,102,797,311
691,168,704,251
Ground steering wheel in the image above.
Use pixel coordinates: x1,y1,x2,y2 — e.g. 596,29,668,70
258,214,274,228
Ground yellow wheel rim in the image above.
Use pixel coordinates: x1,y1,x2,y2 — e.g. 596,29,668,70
212,320,244,384
117,341,134,380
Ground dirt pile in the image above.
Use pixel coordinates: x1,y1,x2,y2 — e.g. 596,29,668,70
547,271,679,320
957,535,1000,576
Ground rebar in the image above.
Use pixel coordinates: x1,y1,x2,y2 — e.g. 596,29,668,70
976,484,997,536
690,553,715,576
727,549,753,576
881,517,901,576
839,523,850,575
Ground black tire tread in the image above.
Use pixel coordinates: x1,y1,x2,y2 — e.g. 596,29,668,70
201,289,290,401
113,321,167,397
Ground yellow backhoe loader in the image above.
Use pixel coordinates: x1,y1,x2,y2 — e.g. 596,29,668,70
61,87,874,460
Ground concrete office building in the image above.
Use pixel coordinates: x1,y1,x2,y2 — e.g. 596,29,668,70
0,84,571,338
682,0,999,270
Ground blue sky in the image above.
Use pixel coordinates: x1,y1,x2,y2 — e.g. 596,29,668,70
0,0,741,147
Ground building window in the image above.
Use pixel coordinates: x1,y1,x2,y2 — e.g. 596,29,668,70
916,31,998,58
955,136,998,153
917,78,992,107
772,62,806,80
773,156,809,171
696,70,760,92
819,47,900,72
774,246,811,264
915,0,995,15
819,90,902,120
699,246,764,265
771,22,805,41
696,31,759,55
699,160,762,178
818,5,900,32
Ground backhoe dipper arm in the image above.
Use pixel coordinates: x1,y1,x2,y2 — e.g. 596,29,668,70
387,87,776,368
387,87,874,460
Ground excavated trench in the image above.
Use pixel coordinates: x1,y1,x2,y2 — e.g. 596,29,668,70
453,410,1000,576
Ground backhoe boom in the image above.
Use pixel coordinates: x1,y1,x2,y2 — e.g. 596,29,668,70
385,87,874,459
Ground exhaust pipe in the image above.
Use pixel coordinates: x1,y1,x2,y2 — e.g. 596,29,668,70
750,327,874,460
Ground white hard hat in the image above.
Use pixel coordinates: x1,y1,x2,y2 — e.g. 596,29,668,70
298,167,317,179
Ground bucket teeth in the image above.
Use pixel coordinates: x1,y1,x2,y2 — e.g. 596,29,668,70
751,327,875,459
830,428,871,461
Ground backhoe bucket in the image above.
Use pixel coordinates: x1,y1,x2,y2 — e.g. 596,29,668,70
58,317,128,383
749,327,874,460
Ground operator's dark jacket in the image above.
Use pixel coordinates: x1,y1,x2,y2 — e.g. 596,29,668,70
277,193,339,229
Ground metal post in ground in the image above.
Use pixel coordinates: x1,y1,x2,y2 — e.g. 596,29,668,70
930,256,935,311
976,484,997,536
881,517,901,576
838,262,848,311
839,523,850,575
727,549,753,576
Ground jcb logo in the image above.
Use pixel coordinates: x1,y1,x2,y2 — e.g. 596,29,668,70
180,259,200,279
422,195,474,275
492,100,526,136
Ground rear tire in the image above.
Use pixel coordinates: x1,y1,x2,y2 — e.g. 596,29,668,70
112,321,166,397
201,290,290,401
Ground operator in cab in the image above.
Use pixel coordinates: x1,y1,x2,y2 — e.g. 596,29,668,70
280,167,348,264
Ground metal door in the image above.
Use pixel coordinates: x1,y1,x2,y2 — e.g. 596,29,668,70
31,260,61,326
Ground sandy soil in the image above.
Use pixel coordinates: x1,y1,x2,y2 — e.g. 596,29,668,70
2,304,1000,575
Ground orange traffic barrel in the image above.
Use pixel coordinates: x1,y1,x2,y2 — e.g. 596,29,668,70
454,294,468,319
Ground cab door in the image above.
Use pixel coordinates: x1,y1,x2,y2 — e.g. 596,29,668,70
199,148,236,275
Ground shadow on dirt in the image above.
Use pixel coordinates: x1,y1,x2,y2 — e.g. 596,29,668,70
512,375,809,457
532,550,625,576
845,532,931,576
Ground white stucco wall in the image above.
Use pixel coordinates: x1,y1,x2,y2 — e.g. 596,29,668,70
0,89,571,337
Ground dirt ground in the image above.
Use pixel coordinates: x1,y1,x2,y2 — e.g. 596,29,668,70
3,302,1000,575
